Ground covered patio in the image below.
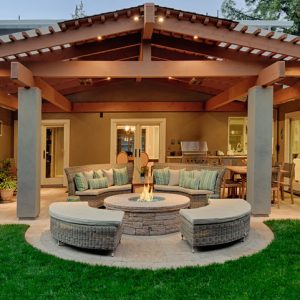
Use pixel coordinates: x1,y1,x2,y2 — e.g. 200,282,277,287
0,2,299,220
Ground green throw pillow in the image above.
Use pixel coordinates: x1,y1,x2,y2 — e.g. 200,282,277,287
182,176,200,190
113,167,128,186
88,178,108,189
74,172,88,191
198,170,218,191
153,168,170,185
93,169,104,179
179,170,194,187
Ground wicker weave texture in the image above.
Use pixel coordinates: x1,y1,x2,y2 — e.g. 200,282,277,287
86,190,131,208
50,217,123,251
180,214,250,248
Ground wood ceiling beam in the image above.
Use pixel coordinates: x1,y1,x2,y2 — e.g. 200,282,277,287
274,81,300,105
24,60,265,78
11,62,72,112
137,41,151,82
151,34,277,63
42,101,246,113
15,33,141,62
206,77,257,111
285,63,300,77
256,61,285,86
0,18,143,58
79,45,140,61
206,61,287,110
0,89,18,110
151,47,207,60
155,19,300,58
143,3,155,40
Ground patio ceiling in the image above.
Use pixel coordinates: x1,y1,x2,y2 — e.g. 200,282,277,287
0,3,299,112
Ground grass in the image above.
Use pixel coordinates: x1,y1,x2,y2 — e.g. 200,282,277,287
0,220,299,300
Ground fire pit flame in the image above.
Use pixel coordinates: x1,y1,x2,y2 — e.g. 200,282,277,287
138,184,154,202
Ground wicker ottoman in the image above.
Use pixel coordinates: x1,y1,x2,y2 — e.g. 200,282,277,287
180,199,251,252
49,202,124,256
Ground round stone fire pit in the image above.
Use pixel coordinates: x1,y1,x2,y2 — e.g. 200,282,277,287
104,193,190,236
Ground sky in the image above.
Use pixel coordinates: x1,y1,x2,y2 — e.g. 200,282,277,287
0,0,246,20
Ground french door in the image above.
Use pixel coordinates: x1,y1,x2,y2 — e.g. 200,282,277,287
41,120,70,186
284,112,300,192
111,119,166,179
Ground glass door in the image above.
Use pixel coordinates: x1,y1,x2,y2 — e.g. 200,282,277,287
285,114,300,193
289,118,300,162
41,125,65,185
112,119,166,180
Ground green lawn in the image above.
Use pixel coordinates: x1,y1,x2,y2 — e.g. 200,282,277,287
0,220,299,300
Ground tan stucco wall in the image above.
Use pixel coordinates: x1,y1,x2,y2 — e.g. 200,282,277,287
42,111,246,166
278,99,300,162
0,107,13,160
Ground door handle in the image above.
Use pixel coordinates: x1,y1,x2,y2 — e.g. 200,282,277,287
139,149,141,157
135,149,137,157
43,150,46,159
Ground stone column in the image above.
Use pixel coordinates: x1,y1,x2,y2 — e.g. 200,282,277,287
247,86,273,215
17,87,41,219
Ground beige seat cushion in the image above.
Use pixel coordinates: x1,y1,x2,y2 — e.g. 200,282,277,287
154,184,213,195
75,184,131,196
49,202,124,226
180,198,251,225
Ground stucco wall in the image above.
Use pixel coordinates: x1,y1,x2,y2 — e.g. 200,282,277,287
42,111,246,166
278,99,300,162
0,107,13,160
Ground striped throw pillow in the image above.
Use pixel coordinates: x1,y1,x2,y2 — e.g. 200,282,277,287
93,169,104,178
113,167,128,186
182,176,200,190
74,172,88,191
179,170,194,187
198,170,218,191
88,178,108,189
153,168,170,185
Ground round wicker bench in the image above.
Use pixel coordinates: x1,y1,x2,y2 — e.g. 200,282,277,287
180,199,251,252
49,202,124,256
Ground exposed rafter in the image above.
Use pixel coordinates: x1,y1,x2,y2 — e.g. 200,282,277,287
15,33,141,62
151,34,278,63
274,81,300,105
0,18,143,58
11,62,72,112
155,19,300,58
206,61,286,110
0,89,18,110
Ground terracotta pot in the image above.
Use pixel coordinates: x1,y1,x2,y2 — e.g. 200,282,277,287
1,189,14,201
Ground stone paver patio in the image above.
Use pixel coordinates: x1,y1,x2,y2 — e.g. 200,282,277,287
0,188,299,269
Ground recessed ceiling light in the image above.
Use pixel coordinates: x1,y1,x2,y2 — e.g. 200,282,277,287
97,36,102,40
158,16,164,23
168,76,173,80
107,77,111,81
193,35,199,40
133,15,139,21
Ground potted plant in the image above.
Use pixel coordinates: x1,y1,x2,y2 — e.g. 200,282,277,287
0,178,17,201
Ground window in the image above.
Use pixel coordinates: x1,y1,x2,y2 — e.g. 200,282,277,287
228,117,247,155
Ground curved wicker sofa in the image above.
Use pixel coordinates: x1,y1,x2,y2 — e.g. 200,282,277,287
152,163,225,208
180,198,251,252
65,163,133,208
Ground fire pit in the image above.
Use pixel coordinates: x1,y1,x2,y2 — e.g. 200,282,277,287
104,192,190,236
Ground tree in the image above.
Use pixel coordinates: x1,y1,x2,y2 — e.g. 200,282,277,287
221,0,300,35
72,0,86,19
